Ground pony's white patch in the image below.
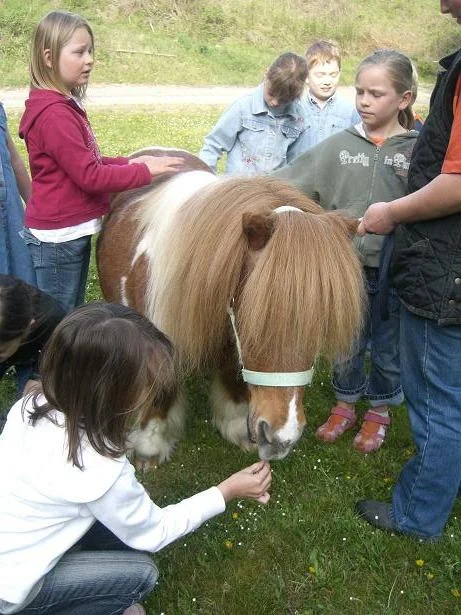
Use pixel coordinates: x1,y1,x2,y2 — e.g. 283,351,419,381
273,205,303,214
119,276,129,306
139,171,217,246
210,375,254,451
139,170,219,323
131,237,149,267
275,392,299,443
127,394,186,464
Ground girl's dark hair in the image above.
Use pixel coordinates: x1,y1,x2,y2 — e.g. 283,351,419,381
266,52,308,104
27,302,177,468
356,49,417,130
0,274,38,342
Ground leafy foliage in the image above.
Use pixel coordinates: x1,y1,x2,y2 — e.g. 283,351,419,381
1,0,459,88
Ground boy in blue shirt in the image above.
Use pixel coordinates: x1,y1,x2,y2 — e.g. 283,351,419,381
300,40,360,150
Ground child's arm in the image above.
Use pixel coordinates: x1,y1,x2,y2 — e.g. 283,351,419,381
7,129,31,203
36,108,182,193
199,102,242,172
87,460,271,553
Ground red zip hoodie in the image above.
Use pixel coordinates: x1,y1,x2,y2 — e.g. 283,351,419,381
19,89,151,229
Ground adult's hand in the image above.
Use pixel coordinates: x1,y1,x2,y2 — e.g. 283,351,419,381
357,201,397,236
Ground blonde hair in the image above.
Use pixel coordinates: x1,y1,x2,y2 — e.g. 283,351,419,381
30,10,94,100
305,40,341,72
356,49,417,130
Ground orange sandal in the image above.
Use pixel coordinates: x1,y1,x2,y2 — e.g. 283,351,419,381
315,406,356,443
353,410,391,453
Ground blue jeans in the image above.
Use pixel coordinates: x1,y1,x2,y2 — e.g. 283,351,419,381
21,228,91,313
18,522,158,614
392,307,461,539
332,267,403,407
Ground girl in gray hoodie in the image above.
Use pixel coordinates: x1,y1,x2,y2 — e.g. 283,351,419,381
275,49,419,453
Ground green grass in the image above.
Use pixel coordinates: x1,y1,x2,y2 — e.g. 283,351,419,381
1,0,460,89
3,107,461,613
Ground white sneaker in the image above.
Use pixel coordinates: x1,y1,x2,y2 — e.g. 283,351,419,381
122,604,146,615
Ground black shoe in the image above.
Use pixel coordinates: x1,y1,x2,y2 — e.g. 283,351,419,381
355,499,396,532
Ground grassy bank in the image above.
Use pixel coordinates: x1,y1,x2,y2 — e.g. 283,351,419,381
4,107,461,614
1,0,460,89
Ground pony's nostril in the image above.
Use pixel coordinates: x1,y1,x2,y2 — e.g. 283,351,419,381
258,419,273,444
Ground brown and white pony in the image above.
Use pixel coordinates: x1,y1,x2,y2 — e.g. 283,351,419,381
97,148,365,465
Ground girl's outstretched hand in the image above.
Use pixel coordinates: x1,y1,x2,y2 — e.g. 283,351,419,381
217,460,272,504
129,155,185,178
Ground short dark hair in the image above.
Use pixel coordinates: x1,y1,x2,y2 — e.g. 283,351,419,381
27,302,177,468
266,52,308,104
0,275,37,342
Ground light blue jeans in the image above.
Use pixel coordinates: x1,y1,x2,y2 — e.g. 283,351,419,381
392,307,461,539
17,522,158,614
21,228,91,313
332,267,404,407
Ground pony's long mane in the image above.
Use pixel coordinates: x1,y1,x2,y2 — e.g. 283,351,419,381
136,174,364,373
239,207,364,370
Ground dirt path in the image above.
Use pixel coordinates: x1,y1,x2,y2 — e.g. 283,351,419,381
0,83,432,111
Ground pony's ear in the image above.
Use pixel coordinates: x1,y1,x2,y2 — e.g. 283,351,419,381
242,212,276,251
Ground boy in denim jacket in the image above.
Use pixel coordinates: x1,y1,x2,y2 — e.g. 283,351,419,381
199,52,308,176
299,40,360,151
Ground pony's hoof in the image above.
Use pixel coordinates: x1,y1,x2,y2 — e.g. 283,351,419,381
133,454,160,472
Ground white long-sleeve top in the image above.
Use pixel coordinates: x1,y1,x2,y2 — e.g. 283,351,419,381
0,397,225,608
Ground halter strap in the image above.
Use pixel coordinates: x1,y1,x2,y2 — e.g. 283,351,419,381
227,302,313,387
273,204,303,214
242,368,313,387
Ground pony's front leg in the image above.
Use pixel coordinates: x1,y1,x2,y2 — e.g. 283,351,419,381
127,392,186,470
210,372,256,452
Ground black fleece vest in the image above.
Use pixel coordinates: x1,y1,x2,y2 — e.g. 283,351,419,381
391,49,461,325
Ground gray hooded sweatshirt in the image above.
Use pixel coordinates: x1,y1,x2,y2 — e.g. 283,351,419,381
273,124,418,267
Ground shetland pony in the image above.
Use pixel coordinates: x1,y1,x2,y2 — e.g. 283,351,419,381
97,148,365,466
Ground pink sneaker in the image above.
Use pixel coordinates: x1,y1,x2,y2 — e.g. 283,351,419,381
123,605,146,615
315,406,356,442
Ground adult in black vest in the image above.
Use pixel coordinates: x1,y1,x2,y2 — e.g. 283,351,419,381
354,0,461,541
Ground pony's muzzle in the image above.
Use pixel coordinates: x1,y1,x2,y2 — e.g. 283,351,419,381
256,418,298,461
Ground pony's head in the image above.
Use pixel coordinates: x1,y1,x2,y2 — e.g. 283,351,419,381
231,197,362,459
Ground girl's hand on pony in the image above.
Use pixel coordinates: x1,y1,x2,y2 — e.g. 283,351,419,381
129,155,185,179
217,460,272,504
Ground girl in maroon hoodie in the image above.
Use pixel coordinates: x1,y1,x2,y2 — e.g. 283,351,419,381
19,10,183,312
